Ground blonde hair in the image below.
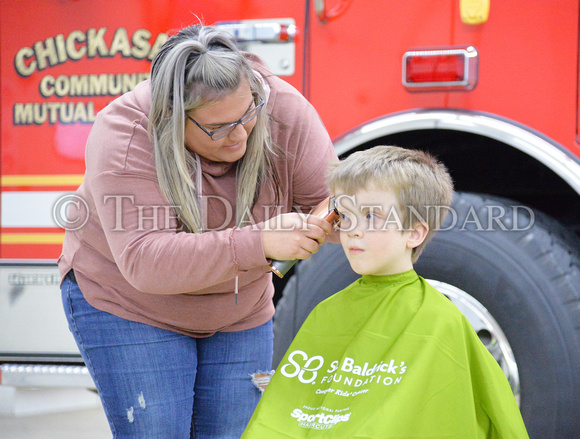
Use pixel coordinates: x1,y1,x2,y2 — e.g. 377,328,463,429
327,145,454,261
149,24,279,233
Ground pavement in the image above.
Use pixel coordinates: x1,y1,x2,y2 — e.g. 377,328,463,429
0,407,111,439
0,388,111,439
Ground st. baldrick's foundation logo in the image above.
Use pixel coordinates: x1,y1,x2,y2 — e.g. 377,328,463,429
280,349,408,387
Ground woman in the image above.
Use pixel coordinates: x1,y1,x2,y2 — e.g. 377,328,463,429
59,24,337,438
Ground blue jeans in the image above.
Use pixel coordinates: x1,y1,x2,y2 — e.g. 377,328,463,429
62,276,273,439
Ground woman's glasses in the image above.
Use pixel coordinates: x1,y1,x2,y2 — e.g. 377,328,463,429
187,95,265,141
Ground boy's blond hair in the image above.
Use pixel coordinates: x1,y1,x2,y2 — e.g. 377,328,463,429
327,145,454,262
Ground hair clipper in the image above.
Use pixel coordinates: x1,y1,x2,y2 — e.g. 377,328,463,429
269,196,339,278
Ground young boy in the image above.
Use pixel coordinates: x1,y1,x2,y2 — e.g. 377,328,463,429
243,146,529,438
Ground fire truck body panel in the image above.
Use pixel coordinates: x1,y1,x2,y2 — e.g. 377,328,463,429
0,0,308,386
307,0,580,159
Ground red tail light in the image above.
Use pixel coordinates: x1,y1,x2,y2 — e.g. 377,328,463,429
402,46,478,91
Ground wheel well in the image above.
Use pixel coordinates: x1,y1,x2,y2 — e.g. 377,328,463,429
273,127,580,305
344,129,580,237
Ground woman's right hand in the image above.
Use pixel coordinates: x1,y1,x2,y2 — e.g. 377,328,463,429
261,213,333,262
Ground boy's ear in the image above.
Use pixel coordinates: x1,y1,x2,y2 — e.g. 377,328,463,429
407,222,429,249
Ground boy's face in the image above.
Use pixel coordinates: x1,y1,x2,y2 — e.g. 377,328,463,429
335,187,420,276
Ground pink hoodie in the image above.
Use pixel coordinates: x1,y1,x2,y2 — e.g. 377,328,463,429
58,61,337,337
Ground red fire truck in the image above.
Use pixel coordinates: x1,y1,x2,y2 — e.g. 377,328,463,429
1,1,579,436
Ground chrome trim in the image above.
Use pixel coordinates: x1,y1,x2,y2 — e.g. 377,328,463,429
215,19,296,76
426,280,521,405
334,110,580,195
403,46,478,91
0,259,58,266
0,364,94,388
216,21,296,43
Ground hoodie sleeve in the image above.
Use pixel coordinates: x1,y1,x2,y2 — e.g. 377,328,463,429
84,85,268,295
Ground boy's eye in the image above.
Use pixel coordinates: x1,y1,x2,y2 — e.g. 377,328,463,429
338,212,352,229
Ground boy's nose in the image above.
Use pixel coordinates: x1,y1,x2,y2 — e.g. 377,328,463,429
347,225,364,238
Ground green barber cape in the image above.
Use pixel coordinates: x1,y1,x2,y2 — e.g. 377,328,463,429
243,270,529,438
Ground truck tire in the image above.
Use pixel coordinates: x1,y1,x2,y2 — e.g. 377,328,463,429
273,192,580,439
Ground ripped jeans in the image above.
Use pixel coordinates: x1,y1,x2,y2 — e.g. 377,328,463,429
62,276,273,439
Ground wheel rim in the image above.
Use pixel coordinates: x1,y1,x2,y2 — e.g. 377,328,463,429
426,279,521,406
